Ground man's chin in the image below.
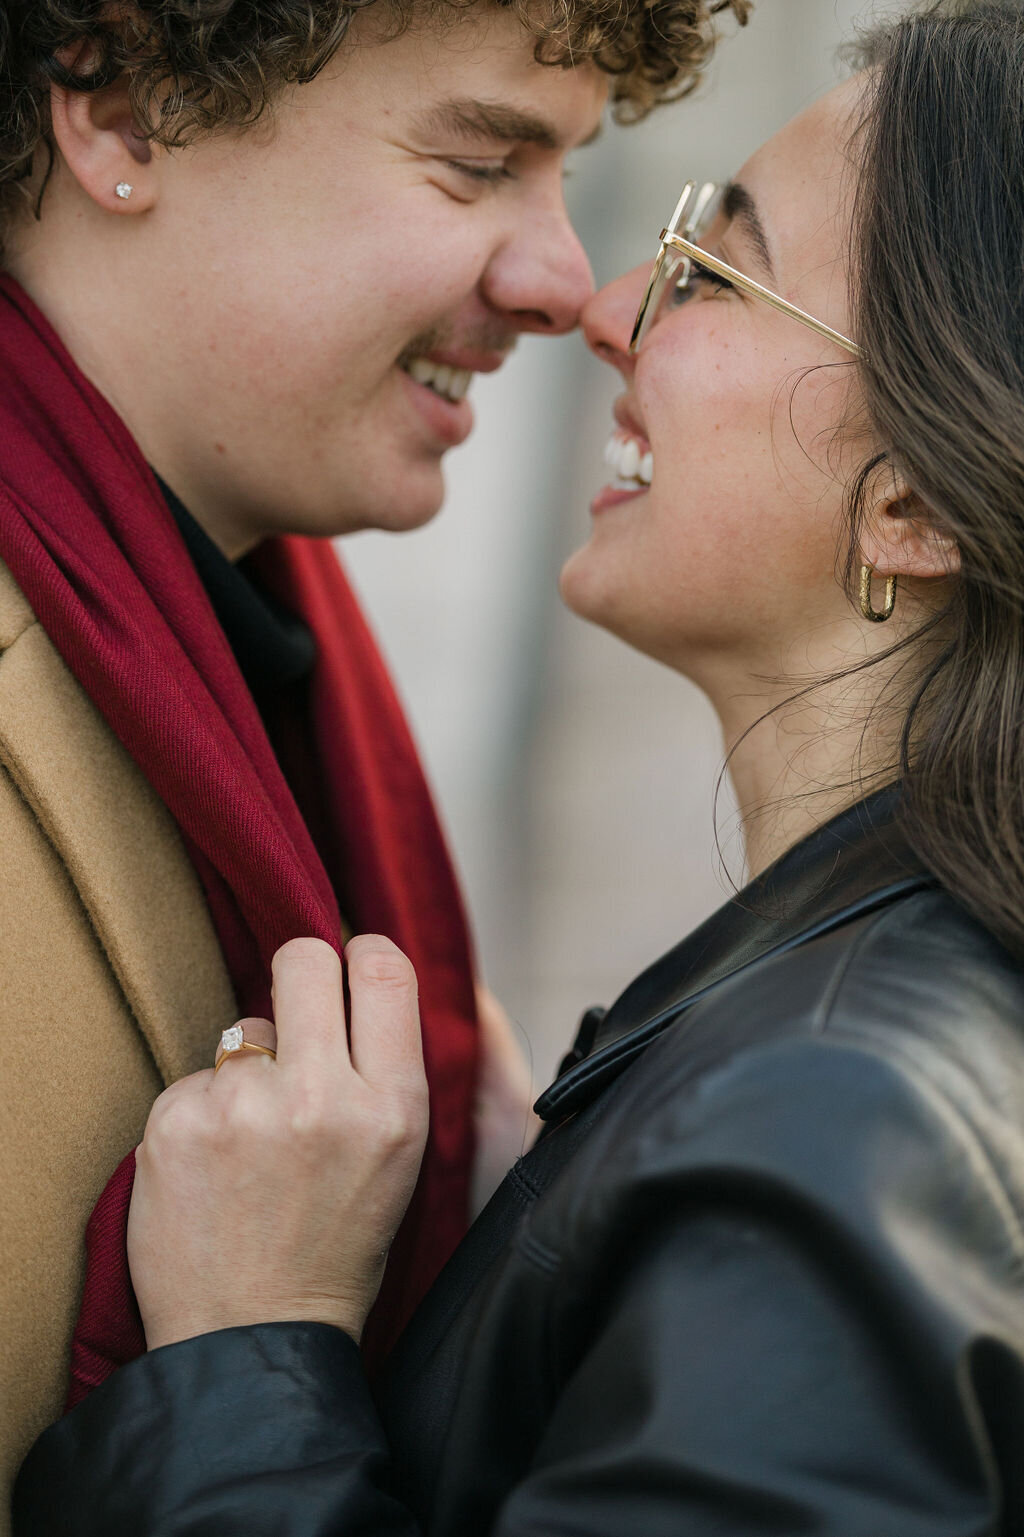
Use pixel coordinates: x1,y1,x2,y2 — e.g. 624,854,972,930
330,473,447,539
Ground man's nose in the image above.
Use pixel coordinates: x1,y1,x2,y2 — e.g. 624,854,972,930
481,203,595,336
580,263,650,377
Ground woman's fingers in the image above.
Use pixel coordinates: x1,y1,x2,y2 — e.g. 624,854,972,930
224,937,423,1097
346,934,424,1092
129,933,428,1351
270,936,349,1073
128,928,427,1352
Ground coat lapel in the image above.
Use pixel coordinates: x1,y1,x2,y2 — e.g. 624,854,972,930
0,560,237,1084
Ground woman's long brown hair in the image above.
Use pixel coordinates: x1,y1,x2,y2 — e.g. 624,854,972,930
846,1,1024,954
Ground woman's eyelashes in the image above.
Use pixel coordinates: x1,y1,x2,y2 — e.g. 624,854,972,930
671,266,735,306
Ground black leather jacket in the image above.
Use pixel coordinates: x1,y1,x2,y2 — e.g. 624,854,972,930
14,790,1024,1534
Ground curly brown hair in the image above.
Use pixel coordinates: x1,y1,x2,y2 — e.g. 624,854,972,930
0,0,749,252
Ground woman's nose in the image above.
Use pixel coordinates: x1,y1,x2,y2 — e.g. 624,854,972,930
581,264,650,376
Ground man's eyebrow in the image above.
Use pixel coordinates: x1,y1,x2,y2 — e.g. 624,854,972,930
722,182,775,280
413,98,563,151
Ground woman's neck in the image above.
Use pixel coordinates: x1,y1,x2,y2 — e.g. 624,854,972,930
708,629,905,882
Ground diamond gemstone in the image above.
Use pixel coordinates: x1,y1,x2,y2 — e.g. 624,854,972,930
115,182,133,200
221,1024,245,1053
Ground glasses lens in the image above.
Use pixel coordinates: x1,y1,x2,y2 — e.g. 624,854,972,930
630,248,669,352
685,183,722,240
630,182,721,354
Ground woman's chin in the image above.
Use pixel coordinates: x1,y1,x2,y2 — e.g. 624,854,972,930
559,544,707,683
558,544,606,625
560,481,660,636
559,545,641,650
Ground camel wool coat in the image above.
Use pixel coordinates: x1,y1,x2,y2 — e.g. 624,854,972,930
0,556,237,1531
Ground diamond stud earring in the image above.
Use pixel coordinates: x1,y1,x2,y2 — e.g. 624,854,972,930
114,182,134,200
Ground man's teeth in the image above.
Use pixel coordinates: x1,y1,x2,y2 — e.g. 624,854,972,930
603,432,654,486
405,356,473,403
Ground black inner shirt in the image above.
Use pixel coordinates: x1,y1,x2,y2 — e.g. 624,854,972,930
157,476,351,913
157,475,317,700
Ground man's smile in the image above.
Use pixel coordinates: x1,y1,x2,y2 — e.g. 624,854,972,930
398,363,475,446
403,357,474,401
397,341,515,445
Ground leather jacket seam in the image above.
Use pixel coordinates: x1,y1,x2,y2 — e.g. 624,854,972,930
829,1019,1024,1273
820,900,1024,1271
509,1161,545,1201
813,897,902,1033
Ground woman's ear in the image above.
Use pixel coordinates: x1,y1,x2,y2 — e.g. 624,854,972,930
858,485,961,581
48,49,157,216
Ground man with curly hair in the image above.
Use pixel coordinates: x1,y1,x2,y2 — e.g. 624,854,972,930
0,0,745,1520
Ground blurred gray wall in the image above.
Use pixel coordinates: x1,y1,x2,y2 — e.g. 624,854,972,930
343,0,869,1091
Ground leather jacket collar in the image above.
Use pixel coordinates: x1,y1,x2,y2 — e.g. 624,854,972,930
535,787,934,1123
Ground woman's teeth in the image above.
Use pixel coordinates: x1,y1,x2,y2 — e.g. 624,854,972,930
603,431,653,487
404,356,474,403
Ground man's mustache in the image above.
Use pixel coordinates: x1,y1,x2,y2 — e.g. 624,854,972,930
397,326,518,369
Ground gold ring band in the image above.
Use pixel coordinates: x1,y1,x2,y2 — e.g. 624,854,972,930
214,1025,277,1073
214,1042,276,1072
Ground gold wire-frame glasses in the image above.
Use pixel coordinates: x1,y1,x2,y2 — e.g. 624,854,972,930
629,180,863,359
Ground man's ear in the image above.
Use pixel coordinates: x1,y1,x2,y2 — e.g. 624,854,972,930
858,485,961,581
48,49,157,215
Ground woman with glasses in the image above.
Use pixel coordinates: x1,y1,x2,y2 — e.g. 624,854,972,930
15,3,1024,1532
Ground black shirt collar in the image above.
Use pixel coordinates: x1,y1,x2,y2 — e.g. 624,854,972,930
158,477,317,697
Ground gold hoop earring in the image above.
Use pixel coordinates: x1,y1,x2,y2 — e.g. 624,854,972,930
859,565,897,623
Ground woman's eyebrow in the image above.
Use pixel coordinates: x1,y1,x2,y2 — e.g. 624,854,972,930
722,181,775,280
413,98,561,151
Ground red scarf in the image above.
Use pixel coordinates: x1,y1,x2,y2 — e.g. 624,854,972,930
0,276,478,1406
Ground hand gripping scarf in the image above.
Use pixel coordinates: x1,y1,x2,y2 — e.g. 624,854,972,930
0,276,479,1407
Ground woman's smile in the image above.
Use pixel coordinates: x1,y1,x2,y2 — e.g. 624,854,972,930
593,393,653,513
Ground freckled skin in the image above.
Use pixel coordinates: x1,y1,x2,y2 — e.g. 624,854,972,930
561,80,865,697
562,76,962,875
